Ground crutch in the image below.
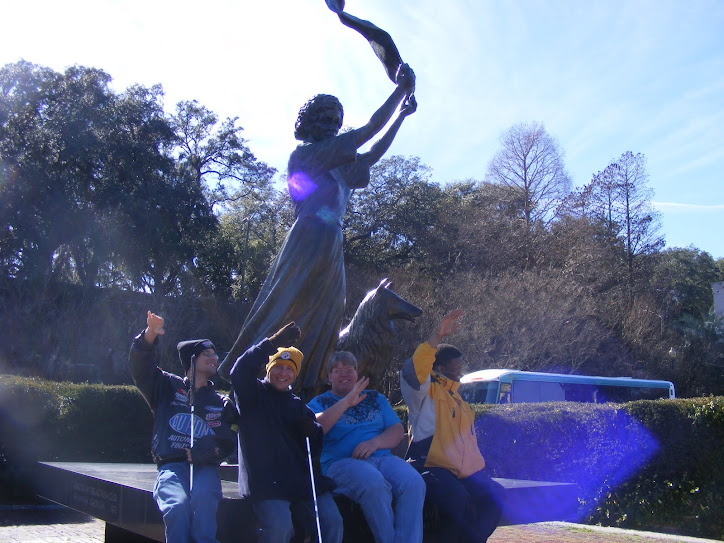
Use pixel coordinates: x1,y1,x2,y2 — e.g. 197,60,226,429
305,437,323,543
189,354,196,491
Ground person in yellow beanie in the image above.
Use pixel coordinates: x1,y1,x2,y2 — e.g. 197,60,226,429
264,346,304,391
229,322,342,543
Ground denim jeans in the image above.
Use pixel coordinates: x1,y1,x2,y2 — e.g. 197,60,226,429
421,467,503,543
326,454,425,543
253,492,343,543
153,461,222,543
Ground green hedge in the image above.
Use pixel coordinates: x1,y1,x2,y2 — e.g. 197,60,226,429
0,375,152,462
3,376,722,539
397,397,724,539
0,375,154,500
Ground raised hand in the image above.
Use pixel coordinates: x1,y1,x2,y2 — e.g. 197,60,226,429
428,309,464,348
143,311,165,344
344,376,369,408
269,322,302,349
438,309,464,338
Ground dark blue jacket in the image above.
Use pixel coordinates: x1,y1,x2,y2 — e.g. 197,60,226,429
129,332,237,466
230,339,333,501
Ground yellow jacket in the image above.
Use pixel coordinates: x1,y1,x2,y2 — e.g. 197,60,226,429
400,342,485,478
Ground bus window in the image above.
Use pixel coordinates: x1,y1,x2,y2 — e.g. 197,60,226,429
511,380,565,403
596,384,671,403
562,383,597,403
499,382,511,403
459,369,674,404
458,382,498,404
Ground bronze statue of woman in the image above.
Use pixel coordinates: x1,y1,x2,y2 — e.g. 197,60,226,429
219,64,416,397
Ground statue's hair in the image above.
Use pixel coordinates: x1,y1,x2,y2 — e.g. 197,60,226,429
294,94,344,141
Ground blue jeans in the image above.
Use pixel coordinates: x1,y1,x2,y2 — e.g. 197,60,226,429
153,462,222,543
421,467,503,543
253,492,343,543
326,455,425,543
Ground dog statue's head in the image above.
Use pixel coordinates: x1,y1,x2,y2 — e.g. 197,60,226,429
337,278,422,387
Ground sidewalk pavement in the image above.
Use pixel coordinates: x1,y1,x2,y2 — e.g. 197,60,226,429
0,505,104,543
1,504,721,543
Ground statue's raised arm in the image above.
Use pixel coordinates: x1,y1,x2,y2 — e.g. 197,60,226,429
218,2,418,399
326,0,415,106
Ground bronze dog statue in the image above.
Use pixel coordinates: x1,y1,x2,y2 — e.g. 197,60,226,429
336,278,422,390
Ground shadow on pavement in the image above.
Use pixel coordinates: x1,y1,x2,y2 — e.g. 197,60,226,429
0,505,97,527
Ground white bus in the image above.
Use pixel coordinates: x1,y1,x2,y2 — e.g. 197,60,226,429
458,369,675,405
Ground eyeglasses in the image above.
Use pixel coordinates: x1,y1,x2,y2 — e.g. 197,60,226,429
198,350,218,359
330,366,356,376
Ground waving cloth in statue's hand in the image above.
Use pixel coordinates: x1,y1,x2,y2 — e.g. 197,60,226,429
325,0,411,92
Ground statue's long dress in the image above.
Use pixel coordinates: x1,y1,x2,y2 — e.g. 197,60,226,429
220,131,369,394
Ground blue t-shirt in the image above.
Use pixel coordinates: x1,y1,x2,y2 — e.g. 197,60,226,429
307,390,401,473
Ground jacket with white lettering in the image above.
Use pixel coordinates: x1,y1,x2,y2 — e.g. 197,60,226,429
129,332,238,467
400,342,485,479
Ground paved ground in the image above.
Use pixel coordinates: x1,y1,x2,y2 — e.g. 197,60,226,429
0,505,104,543
0,504,721,543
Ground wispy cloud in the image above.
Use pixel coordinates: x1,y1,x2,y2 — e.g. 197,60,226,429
654,202,724,213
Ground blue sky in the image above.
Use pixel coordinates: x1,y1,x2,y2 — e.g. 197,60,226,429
3,0,723,258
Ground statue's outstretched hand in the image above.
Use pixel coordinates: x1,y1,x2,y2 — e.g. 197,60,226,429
395,63,415,93
269,322,301,348
400,95,417,117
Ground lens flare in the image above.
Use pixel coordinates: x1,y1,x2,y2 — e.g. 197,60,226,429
477,404,660,524
288,172,317,201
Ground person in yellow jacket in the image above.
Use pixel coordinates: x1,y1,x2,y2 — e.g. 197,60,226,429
400,309,503,543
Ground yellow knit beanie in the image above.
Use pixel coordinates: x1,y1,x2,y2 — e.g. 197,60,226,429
265,347,303,379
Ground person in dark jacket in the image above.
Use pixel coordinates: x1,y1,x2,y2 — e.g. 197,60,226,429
229,322,343,543
129,310,237,543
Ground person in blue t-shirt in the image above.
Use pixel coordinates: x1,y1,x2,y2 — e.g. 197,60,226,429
307,351,425,543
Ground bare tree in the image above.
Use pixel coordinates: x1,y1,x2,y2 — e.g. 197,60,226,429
485,122,571,267
588,152,664,295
